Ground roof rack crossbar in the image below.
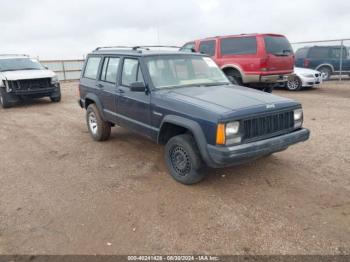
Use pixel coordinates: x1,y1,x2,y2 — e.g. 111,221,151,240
0,54,29,57
94,46,134,51
132,45,182,50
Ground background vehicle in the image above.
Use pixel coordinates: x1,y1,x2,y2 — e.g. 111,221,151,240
78,46,309,185
276,67,323,91
0,54,61,108
295,45,350,80
181,33,295,93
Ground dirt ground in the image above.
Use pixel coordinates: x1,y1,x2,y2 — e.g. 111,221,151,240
0,81,349,255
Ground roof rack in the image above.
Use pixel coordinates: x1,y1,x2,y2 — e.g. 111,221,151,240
0,54,29,57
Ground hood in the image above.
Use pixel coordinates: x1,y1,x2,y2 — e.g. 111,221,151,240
294,67,320,74
162,85,296,113
0,69,56,81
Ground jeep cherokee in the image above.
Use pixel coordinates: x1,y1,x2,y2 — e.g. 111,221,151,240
78,46,310,185
0,54,61,108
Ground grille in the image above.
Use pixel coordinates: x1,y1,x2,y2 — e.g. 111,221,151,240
243,111,294,140
8,78,51,91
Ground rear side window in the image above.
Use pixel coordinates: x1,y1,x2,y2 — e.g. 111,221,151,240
199,40,216,56
220,37,257,55
264,36,293,55
295,48,308,59
121,58,144,86
308,47,330,59
100,57,120,84
330,47,347,59
84,57,101,79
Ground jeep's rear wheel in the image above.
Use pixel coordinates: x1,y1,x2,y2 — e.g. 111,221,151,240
86,104,111,141
0,88,11,108
165,134,205,185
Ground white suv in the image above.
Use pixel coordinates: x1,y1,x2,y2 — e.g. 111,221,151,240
0,55,61,108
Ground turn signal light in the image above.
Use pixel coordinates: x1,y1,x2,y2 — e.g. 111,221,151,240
216,123,226,145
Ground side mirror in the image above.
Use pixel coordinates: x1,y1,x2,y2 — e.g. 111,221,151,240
44,66,49,70
130,81,146,92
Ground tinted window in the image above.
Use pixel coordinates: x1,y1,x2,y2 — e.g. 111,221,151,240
199,40,216,56
121,58,144,86
264,36,293,55
295,48,308,59
308,47,330,59
220,37,257,55
100,57,120,84
84,57,101,79
181,42,195,52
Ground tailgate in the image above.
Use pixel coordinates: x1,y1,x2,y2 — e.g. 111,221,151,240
264,35,294,72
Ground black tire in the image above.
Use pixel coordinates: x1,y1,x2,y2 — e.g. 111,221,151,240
86,104,111,141
50,94,61,103
225,70,243,86
165,134,205,185
286,77,302,91
263,85,274,93
318,67,332,81
0,88,11,108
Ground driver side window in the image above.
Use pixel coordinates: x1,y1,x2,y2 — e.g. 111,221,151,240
121,58,144,86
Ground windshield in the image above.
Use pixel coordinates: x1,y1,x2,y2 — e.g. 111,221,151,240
264,36,293,56
0,58,45,72
145,55,230,89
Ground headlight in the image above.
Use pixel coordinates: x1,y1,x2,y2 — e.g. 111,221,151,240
216,121,242,145
226,121,240,136
294,109,303,128
51,76,59,85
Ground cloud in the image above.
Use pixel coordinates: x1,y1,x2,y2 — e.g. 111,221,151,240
0,0,349,59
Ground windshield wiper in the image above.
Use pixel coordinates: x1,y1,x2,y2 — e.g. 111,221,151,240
273,49,292,56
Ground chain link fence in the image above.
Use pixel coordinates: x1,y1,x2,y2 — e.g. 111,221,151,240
291,39,350,81
40,59,85,81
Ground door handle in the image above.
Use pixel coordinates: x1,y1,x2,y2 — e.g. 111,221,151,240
96,83,104,88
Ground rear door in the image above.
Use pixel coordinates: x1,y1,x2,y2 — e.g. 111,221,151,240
263,35,294,72
198,40,216,58
116,57,152,138
97,56,121,122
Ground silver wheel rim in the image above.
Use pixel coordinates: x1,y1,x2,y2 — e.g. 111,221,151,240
287,79,300,90
0,94,3,105
321,70,329,80
88,112,98,135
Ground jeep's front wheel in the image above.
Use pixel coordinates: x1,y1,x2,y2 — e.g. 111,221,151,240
0,88,11,108
165,134,205,185
86,104,111,141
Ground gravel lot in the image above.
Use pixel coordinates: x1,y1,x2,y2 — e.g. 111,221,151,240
0,81,349,255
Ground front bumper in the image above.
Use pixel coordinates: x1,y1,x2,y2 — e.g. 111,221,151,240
206,128,310,168
300,76,322,87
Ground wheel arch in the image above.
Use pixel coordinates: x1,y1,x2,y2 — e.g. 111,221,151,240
84,93,106,119
315,63,334,72
158,115,213,165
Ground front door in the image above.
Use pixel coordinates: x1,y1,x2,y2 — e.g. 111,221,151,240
116,57,152,138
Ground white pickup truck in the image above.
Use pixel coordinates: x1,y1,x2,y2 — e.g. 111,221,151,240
0,55,61,108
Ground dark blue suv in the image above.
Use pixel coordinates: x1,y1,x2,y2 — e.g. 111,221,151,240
78,46,310,184
295,45,350,80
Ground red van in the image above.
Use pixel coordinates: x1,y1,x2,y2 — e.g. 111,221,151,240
181,34,295,92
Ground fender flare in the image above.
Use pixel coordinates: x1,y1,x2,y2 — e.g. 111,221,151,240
315,63,334,72
158,115,213,166
84,93,106,119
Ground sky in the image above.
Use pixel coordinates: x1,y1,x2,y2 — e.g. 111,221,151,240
1,0,349,59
